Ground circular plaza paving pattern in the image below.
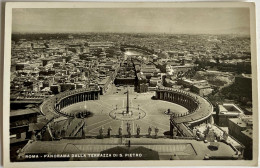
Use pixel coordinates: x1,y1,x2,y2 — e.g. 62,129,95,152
61,85,188,136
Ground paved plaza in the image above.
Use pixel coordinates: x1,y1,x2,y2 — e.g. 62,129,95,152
61,85,188,136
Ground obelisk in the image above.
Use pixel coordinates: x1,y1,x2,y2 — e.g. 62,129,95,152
126,87,129,114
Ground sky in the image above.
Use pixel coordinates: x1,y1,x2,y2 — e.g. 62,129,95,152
12,8,250,34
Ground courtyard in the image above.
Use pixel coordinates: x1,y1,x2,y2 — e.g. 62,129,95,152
61,85,188,136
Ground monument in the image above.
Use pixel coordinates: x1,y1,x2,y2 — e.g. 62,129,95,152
123,87,132,116
109,87,146,120
126,88,129,114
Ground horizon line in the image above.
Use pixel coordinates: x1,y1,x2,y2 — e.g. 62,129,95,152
11,31,250,36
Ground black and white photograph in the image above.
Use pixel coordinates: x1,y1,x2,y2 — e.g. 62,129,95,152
3,2,258,167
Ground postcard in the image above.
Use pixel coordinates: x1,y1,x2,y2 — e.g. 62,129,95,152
3,2,258,167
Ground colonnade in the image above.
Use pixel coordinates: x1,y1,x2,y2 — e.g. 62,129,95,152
156,90,198,115
156,87,213,137
55,91,100,111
